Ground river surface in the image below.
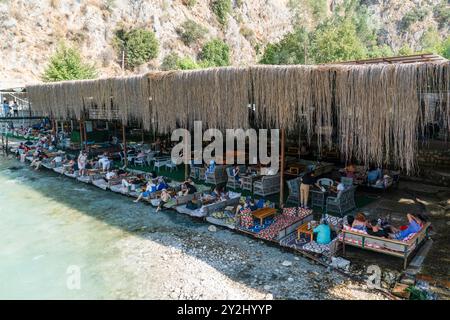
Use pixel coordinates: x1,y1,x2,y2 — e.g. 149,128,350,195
0,155,147,299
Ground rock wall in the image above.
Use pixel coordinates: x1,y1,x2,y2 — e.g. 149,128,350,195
0,0,447,86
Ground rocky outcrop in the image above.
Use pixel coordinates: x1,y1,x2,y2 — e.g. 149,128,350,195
0,0,447,87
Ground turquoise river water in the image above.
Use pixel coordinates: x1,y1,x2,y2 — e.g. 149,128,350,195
0,155,148,299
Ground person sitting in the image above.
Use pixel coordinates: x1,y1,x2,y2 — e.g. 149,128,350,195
389,213,424,240
30,150,46,170
98,153,111,172
235,196,257,215
134,181,156,203
63,159,78,174
205,160,216,178
183,179,197,196
156,189,172,212
345,163,356,178
105,169,117,181
351,212,368,231
313,218,331,245
232,165,243,188
367,166,382,185
211,185,222,199
346,214,355,227
330,179,346,195
156,177,169,191
51,154,64,167
367,219,389,238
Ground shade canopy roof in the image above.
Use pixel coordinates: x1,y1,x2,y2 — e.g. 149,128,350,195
25,61,449,173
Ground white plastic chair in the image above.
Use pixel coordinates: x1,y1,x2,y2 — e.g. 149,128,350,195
165,160,177,172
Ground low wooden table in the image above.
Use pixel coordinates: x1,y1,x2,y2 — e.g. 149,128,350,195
252,207,276,226
297,222,315,241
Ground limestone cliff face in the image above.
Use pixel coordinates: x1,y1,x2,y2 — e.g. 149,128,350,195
0,0,447,87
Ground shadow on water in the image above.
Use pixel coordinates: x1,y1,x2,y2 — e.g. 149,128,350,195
0,156,373,299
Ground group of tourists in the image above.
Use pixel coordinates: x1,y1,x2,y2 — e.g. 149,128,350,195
2,99,19,117
348,212,427,240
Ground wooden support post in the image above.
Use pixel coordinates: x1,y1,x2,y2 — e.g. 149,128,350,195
1,124,4,152
52,118,56,136
83,120,88,151
79,120,84,150
122,124,128,168
184,129,189,180
279,128,285,208
141,127,144,144
5,124,8,155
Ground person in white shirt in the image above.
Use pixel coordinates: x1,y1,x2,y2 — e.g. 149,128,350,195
77,151,87,176
98,154,111,172
105,170,117,181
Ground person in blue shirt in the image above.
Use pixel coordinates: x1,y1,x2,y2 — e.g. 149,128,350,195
2,99,10,117
390,213,424,240
367,166,382,185
313,218,331,245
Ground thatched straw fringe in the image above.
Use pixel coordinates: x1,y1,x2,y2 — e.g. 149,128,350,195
25,62,449,172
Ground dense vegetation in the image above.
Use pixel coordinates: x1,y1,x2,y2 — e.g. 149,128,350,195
260,0,449,65
211,0,232,26
42,43,97,82
199,39,230,67
177,20,208,46
161,39,230,71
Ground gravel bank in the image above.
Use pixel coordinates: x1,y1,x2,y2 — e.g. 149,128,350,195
116,221,386,300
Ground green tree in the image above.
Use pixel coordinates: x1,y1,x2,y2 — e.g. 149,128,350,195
177,57,201,70
400,7,429,31
177,20,208,46
42,43,97,82
161,53,201,70
440,37,450,59
367,44,394,59
211,0,232,26
311,17,367,63
420,27,443,54
259,28,309,65
398,44,414,56
114,28,159,69
433,1,450,30
199,39,230,67
308,0,327,22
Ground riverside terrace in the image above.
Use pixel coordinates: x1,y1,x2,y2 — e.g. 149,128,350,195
3,59,450,298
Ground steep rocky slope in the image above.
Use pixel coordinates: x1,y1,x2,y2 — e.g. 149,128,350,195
0,0,447,87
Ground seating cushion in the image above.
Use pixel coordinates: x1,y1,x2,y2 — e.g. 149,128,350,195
283,207,297,217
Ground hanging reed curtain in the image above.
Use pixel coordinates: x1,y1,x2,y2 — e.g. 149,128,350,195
25,62,449,172
145,67,250,133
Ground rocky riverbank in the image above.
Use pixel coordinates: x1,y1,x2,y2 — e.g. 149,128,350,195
116,224,386,300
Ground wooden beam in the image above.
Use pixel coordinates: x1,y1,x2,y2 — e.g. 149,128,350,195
184,129,189,180
83,119,87,151
122,124,128,167
79,120,84,150
279,128,285,208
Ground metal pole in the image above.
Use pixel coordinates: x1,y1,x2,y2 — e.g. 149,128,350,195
279,128,285,207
